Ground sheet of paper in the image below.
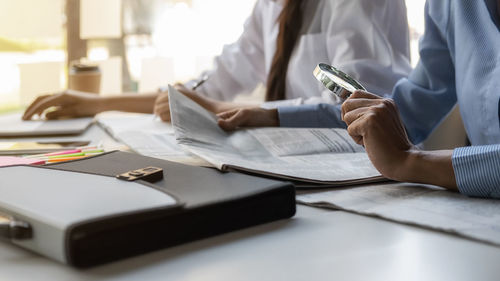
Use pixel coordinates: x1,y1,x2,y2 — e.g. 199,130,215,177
168,85,382,185
0,156,45,167
298,183,500,245
248,128,364,157
96,112,210,166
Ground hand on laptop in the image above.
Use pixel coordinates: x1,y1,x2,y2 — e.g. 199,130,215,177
22,90,102,120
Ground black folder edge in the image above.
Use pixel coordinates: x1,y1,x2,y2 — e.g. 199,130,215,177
38,151,296,267
65,183,294,267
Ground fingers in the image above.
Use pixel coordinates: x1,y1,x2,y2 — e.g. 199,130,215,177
159,112,171,122
45,107,78,120
23,93,71,120
23,94,49,119
346,115,369,146
154,93,171,121
342,107,369,126
174,83,190,93
154,102,170,116
217,108,279,130
341,94,392,146
154,105,170,121
22,94,57,120
217,109,238,120
341,90,381,118
155,92,169,104
343,97,403,148
350,90,380,100
341,99,379,119
217,109,247,131
343,98,398,127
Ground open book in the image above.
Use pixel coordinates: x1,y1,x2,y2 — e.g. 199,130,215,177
168,85,385,187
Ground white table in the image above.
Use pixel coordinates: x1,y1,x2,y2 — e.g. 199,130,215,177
1,205,500,281
1,124,500,281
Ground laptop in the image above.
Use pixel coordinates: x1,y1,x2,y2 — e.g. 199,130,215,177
0,113,93,137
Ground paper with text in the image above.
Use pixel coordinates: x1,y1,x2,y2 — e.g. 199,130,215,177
298,183,500,245
96,112,210,166
168,85,382,185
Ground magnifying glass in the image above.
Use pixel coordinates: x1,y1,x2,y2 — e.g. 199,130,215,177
313,63,365,100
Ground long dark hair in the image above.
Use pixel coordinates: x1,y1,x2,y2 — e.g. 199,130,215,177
265,0,305,101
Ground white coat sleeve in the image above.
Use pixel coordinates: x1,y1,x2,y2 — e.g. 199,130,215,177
193,0,267,101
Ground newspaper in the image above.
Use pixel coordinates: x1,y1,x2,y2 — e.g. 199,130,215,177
168,85,383,186
96,112,211,166
298,183,500,245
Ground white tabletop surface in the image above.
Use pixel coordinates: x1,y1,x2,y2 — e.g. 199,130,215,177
1,123,500,281
1,205,500,281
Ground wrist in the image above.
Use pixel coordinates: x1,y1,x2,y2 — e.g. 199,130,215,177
94,96,111,113
400,149,425,182
401,149,457,190
268,109,279,126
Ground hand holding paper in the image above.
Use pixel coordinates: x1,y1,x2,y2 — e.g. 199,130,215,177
217,107,279,131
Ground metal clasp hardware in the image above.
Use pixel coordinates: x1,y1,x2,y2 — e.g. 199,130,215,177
116,167,164,183
0,213,32,240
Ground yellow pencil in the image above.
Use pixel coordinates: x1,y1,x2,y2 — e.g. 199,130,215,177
46,155,89,163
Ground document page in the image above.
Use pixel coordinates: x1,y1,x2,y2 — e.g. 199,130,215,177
298,183,500,245
96,112,211,166
248,128,364,157
168,85,382,185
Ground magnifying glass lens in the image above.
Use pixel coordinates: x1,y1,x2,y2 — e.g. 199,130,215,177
313,63,365,100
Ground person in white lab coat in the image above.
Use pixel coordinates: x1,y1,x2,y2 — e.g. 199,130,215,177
23,0,411,121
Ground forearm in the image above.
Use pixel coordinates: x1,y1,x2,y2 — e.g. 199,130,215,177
402,150,457,191
97,92,158,114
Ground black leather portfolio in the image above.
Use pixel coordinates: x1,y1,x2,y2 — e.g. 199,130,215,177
0,151,295,267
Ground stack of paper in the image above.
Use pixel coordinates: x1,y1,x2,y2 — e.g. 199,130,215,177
298,183,500,246
96,112,210,166
0,156,45,167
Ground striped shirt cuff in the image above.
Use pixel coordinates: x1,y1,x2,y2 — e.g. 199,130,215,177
452,145,500,199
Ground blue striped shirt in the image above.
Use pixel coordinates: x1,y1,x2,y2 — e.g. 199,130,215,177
453,145,500,198
278,0,500,199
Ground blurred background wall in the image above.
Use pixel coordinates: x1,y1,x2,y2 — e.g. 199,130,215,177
0,0,426,112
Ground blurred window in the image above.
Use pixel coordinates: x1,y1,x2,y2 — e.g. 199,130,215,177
0,0,426,112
